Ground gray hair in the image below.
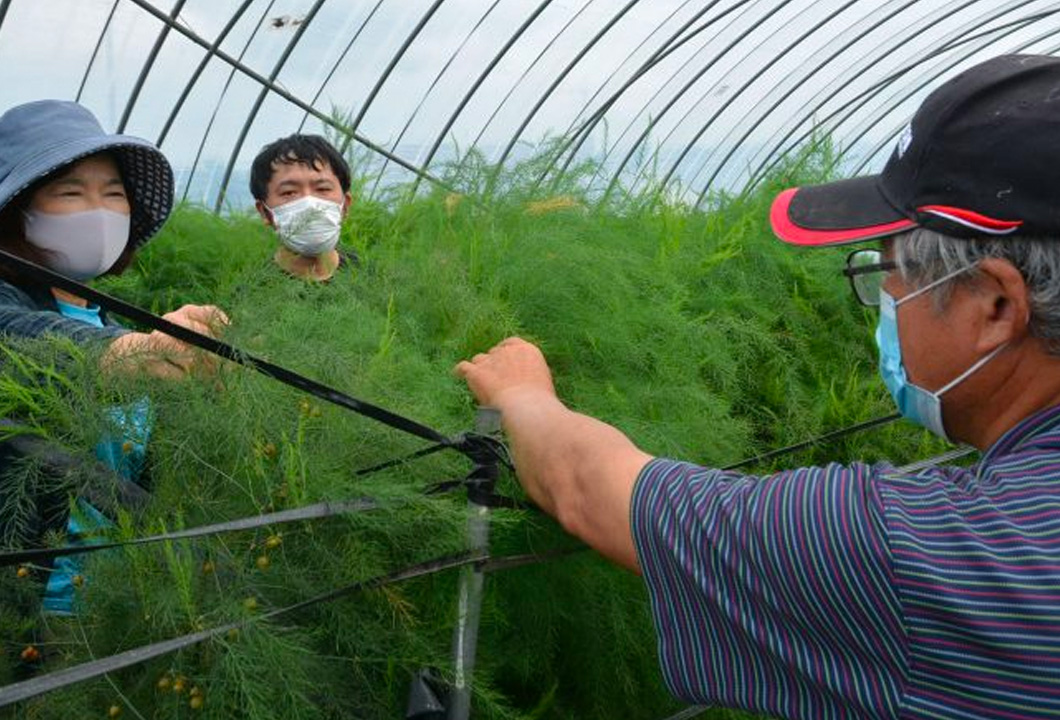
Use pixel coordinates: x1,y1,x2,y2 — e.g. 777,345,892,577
893,227,1060,355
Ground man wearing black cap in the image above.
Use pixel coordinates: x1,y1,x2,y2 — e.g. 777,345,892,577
456,54,1060,718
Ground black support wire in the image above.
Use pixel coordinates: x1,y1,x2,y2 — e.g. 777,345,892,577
0,545,586,709
122,0,453,203
155,0,256,146
0,422,513,569
117,0,187,134
0,0,12,29
0,248,454,447
0,550,487,708
213,0,328,211
0,402,950,710
720,413,901,471
740,0,1048,195
0,498,379,567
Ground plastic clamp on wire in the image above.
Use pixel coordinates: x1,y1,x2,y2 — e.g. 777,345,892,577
448,409,527,510
453,408,503,508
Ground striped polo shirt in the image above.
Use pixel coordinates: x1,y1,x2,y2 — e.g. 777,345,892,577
631,404,1060,719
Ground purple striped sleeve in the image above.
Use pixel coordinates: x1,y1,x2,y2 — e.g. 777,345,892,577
631,458,908,719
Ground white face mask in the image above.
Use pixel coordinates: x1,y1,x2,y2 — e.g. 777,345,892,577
266,195,342,257
23,208,130,280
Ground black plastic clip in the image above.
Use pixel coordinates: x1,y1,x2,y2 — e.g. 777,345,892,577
405,667,448,719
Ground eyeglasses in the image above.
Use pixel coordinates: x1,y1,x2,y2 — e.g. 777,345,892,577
842,249,897,307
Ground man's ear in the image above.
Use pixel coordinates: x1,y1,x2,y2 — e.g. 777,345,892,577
255,200,275,229
341,191,352,219
973,258,1031,353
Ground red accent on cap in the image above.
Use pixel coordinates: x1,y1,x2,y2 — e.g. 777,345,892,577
917,204,1023,232
770,188,916,247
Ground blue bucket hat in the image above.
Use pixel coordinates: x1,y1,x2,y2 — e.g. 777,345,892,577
0,100,173,249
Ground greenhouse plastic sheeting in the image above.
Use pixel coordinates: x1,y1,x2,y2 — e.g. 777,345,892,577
1,0,1058,209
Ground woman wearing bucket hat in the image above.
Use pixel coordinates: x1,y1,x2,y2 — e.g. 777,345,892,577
0,99,227,378
0,100,229,616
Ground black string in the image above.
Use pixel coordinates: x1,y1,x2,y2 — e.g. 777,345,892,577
0,546,582,708
0,550,485,708
354,443,451,476
720,413,902,471
0,497,379,567
0,249,455,448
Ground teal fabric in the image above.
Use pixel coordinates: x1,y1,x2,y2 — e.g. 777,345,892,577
42,303,151,615
53,299,104,328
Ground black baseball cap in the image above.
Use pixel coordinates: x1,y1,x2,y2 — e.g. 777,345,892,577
771,54,1060,246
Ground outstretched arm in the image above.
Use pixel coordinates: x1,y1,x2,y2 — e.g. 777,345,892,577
455,337,653,572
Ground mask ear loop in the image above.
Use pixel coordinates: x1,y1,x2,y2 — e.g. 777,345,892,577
935,341,1008,398
895,262,976,308
259,203,279,229
899,261,1009,398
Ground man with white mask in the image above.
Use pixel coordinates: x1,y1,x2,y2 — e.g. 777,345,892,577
250,134,355,282
455,54,1060,719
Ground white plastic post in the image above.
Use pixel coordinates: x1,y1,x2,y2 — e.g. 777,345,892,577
447,407,501,720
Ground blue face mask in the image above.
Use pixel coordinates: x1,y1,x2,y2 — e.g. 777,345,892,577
875,267,1007,441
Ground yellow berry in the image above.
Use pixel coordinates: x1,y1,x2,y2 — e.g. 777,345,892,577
189,695,204,710
261,442,277,460
16,566,29,579
71,574,84,589
309,405,321,418
299,399,311,416
255,555,270,571
189,686,202,698
264,534,282,550
156,676,171,691
121,441,134,455
172,677,186,694
19,646,39,662
226,628,239,641
108,704,122,718
243,597,258,612
201,560,215,575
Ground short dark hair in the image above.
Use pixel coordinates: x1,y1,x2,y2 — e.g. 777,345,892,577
249,134,351,202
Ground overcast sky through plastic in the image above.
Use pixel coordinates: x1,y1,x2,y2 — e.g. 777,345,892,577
0,0,1056,208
